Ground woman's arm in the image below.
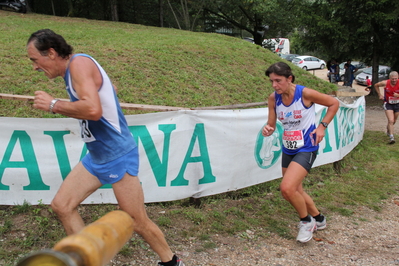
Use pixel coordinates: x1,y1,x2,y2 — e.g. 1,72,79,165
303,88,339,144
262,93,277,137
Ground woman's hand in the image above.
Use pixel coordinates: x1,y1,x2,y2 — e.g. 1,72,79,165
310,126,326,145
262,125,275,137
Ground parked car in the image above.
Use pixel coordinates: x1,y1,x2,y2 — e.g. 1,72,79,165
355,65,391,85
243,37,255,44
292,56,326,70
280,53,300,62
0,0,26,13
338,61,367,82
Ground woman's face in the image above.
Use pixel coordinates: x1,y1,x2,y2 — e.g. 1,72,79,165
268,73,292,94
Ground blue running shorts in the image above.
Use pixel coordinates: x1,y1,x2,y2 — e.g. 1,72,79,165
282,150,317,172
82,147,139,185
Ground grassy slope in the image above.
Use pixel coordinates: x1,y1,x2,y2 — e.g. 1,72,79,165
0,10,335,117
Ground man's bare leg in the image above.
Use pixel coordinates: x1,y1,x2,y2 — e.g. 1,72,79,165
113,174,174,263
51,162,102,235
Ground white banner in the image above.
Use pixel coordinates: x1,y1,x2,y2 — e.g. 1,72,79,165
0,97,365,205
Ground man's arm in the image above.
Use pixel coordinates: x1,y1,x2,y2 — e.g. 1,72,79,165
374,80,387,100
50,56,103,120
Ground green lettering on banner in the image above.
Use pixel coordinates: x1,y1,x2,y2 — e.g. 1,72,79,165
319,108,333,153
130,124,176,187
333,113,340,150
171,123,216,186
44,131,71,180
80,144,88,161
0,130,49,190
339,107,355,147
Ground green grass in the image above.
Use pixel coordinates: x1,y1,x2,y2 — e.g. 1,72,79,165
0,10,335,117
0,10,397,266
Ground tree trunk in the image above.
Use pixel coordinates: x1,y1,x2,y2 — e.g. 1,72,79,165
167,0,181,29
253,15,265,46
51,0,55,16
67,0,73,17
110,0,119,21
370,28,380,97
159,0,164,27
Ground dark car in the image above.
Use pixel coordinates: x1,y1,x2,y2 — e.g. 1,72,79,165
0,0,26,13
280,54,300,62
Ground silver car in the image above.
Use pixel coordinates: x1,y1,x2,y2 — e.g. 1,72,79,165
355,65,391,85
292,56,326,71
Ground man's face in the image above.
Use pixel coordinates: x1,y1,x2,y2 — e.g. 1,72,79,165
27,41,57,79
390,74,398,86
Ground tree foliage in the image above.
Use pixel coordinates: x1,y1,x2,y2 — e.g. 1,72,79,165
298,0,399,88
203,0,300,45
26,0,399,84
26,0,300,46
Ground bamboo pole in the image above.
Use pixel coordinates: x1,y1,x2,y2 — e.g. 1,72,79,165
0,93,268,111
0,93,189,112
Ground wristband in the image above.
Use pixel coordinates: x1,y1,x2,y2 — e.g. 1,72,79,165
49,99,59,114
320,122,328,128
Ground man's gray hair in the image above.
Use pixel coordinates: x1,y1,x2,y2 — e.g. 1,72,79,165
389,71,398,78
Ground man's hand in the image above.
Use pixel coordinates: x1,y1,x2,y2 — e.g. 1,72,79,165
33,91,54,112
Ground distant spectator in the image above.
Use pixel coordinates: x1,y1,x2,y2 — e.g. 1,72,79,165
345,60,358,87
365,76,372,91
343,63,351,86
329,59,339,83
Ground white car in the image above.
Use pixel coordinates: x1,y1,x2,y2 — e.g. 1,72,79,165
292,56,326,71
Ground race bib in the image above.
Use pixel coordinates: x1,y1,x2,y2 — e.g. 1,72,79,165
283,130,304,150
79,120,96,143
388,96,399,104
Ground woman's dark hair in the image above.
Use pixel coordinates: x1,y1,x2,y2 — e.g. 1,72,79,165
265,61,295,83
27,29,73,59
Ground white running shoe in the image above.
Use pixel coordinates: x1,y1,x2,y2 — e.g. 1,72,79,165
316,216,327,230
389,136,395,144
296,217,316,243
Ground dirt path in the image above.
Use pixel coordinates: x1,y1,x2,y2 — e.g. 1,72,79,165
171,200,399,266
